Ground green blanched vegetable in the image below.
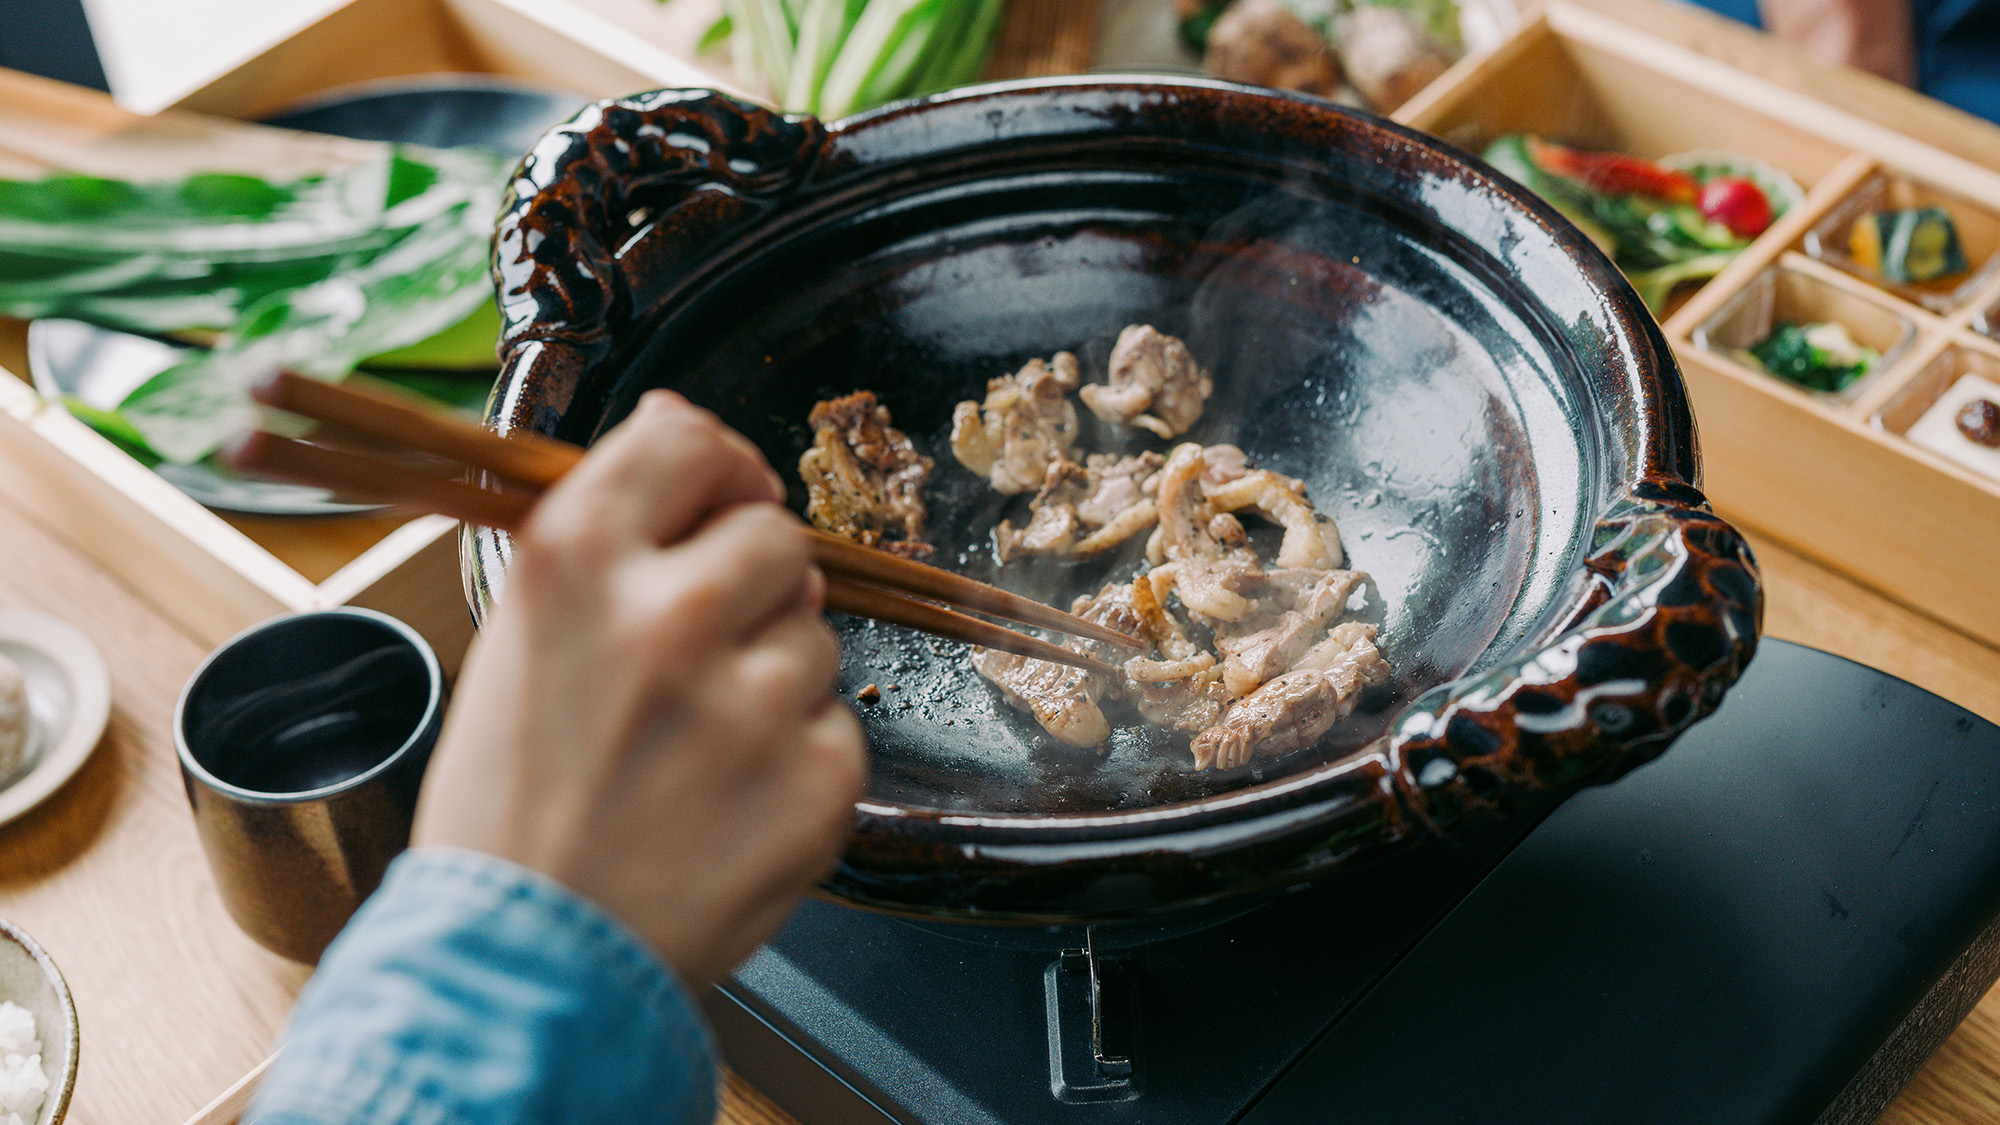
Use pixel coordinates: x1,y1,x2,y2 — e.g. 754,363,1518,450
1627,251,1740,314
1178,0,1231,52
0,145,511,464
714,0,1008,118
1743,321,1876,394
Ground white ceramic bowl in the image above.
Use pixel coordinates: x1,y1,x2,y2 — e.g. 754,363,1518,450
0,917,77,1125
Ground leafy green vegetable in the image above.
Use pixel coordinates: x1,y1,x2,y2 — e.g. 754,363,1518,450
1744,322,1875,393
1626,251,1739,314
1481,134,1617,256
361,299,503,372
56,396,161,467
721,0,1008,118
0,145,510,464
115,185,501,462
698,14,737,54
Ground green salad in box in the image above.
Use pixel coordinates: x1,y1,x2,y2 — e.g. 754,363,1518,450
1483,133,1802,313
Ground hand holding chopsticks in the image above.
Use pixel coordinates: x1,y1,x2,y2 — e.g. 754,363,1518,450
227,373,1143,675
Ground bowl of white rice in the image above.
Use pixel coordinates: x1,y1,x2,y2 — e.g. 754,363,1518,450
0,918,74,1125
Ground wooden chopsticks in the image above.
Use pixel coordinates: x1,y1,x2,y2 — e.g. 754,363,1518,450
229,372,1143,675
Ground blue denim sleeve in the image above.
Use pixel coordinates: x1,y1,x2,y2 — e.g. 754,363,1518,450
245,847,718,1125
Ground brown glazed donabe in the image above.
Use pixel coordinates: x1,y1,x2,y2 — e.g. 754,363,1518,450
471,79,1761,923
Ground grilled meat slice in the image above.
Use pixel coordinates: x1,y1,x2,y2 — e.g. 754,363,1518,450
972,647,1111,748
1190,623,1389,771
1080,325,1215,439
1212,568,1366,697
1200,451,1345,569
1150,443,1266,622
799,391,935,558
994,452,1165,562
972,579,1145,748
1119,571,1228,731
950,351,1083,494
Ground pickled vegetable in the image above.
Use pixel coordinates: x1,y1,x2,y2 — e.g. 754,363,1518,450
1849,206,1967,284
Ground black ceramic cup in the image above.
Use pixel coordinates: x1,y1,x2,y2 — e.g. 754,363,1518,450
175,607,444,963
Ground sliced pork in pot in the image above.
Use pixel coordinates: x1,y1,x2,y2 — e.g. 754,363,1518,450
799,390,935,558
988,438,1380,769
993,451,1164,562
1081,324,1216,438
1120,571,1229,733
1199,451,1345,570
950,351,1083,494
1190,622,1391,771
1212,569,1366,698
1147,443,1268,624
817,323,1388,773
970,579,1147,748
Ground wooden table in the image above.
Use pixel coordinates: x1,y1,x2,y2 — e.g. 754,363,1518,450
0,441,1997,1125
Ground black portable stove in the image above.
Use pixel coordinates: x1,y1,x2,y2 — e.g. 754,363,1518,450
708,640,2000,1124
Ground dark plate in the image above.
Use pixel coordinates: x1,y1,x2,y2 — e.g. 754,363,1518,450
29,75,588,515
470,79,1763,923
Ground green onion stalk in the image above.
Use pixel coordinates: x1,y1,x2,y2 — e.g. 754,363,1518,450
717,0,1009,118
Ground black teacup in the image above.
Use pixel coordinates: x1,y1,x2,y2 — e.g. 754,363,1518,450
176,608,444,964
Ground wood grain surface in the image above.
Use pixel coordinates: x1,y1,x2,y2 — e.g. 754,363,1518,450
0,475,312,1125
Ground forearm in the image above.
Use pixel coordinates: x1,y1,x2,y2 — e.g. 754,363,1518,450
246,848,718,1125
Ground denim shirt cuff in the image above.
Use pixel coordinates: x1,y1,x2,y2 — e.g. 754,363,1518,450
247,847,717,1125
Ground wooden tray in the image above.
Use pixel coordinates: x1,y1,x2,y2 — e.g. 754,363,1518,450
1399,0,2000,650
0,70,484,669
0,0,737,672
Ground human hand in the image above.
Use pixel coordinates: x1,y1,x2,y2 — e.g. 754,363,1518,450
1758,0,1914,84
412,390,866,988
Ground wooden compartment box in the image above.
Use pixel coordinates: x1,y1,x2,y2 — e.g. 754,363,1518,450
1687,255,1919,404
1400,0,2000,649
141,0,741,118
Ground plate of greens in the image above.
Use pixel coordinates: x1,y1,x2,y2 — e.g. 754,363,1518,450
14,75,587,514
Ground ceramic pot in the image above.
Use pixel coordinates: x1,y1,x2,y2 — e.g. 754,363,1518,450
468,78,1762,923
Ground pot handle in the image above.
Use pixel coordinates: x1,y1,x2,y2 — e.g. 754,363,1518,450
490,90,825,430
1386,478,1762,834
